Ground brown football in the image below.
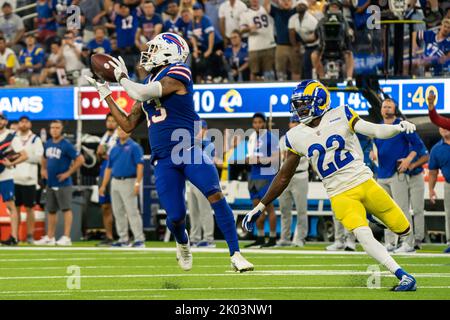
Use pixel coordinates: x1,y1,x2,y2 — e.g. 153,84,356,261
91,53,116,82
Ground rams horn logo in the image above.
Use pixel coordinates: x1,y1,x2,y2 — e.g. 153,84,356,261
219,89,242,113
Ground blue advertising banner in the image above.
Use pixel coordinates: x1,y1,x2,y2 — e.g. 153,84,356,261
0,87,75,120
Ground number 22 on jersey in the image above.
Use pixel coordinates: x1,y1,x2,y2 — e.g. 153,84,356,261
308,134,354,178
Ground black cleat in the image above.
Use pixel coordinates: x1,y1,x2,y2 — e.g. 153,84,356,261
96,238,114,247
261,237,277,248
244,236,265,248
1,236,18,246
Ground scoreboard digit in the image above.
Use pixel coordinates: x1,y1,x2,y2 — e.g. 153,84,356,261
402,83,445,111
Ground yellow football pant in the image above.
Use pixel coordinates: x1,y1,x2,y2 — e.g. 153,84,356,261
330,178,410,234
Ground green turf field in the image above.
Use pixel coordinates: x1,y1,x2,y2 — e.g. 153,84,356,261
0,242,449,300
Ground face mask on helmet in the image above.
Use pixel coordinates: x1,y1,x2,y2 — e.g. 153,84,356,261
290,97,315,124
140,43,159,72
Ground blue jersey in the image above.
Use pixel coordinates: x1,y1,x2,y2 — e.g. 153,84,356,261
249,131,279,180
139,14,163,41
163,18,178,33
190,16,222,51
417,29,450,71
87,38,112,54
174,17,192,40
114,10,139,48
224,43,248,69
37,1,57,31
429,139,450,183
107,138,144,178
44,138,79,187
142,63,199,160
19,46,45,69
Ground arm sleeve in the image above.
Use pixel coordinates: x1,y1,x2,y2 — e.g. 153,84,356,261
119,78,162,102
353,118,402,139
429,108,450,130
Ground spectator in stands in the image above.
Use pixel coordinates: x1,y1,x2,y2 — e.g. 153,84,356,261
179,0,195,15
277,115,309,247
245,113,279,248
372,98,429,253
96,113,117,247
240,0,276,81
223,29,249,81
13,116,44,244
17,34,45,85
135,0,163,51
191,2,224,83
53,0,72,37
0,112,28,246
204,0,225,37
187,120,215,248
428,126,450,254
0,2,25,51
87,26,112,55
424,0,443,27
61,30,85,81
288,0,320,79
218,0,246,46
77,0,108,44
154,0,173,19
264,0,299,81
428,90,450,130
175,7,193,40
36,120,84,246
0,36,19,85
39,40,66,85
35,0,57,44
99,126,145,248
413,18,450,76
8,120,17,131
162,0,179,32
315,0,355,84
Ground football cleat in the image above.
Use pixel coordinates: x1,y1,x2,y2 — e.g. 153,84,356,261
231,252,254,273
176,231,193,271
393,243,415,253
444,246,450,254
326,241,345,251
392,274,417,292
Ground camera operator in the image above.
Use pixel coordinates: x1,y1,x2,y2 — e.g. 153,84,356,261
314,0,354,84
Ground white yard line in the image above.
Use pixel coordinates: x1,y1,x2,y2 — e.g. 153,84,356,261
0,246,448,258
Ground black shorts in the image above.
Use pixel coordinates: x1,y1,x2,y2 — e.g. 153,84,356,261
14,184,37,207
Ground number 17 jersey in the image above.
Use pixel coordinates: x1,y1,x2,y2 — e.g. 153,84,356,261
285,105,373,197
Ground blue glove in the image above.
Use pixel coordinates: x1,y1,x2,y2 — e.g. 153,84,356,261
242,203,265,232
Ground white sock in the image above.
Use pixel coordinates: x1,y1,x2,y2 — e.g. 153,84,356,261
257,229,265,237
353,226,401,274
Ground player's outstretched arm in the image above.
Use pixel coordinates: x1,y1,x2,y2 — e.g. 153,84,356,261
105,98,145,133
352,117,416,139
242,151,300,232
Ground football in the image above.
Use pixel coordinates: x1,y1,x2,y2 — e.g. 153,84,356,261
91,53,117,82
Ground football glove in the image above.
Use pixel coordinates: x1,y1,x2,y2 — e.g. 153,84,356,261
85,76,112,101
242,203,265,232
108,56,129,83
398,121,416,134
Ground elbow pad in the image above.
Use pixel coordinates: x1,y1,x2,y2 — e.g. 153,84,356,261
120,78,162,102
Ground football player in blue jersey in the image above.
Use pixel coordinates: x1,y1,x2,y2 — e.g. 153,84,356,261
86,32,253,272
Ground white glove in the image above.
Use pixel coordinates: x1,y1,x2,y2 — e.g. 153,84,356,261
108,56,129,83
398,120,416,134
85,76,112,101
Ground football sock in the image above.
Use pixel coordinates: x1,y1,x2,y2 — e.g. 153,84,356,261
211,198,239,255
269,231,276,238
166,218,188,244
353,226,402,275
258,229,265,237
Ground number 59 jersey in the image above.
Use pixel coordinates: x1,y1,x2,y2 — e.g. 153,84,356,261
285,105,373,197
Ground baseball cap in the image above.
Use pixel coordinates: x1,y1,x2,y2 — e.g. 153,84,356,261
295,0,308,7
193,2,203,10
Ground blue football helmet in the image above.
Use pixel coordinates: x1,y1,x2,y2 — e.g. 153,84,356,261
290,80,331,124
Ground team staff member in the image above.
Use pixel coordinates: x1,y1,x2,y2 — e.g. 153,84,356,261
245,113,279,248
99,127,145,248
428,127,450,253
96,113,117,246
278,115,309,247
13,116,44,244
0,112,28,246
372,99,428,253
428,91,450,130
36,120,84,246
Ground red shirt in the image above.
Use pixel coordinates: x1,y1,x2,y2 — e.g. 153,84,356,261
429,108,450,130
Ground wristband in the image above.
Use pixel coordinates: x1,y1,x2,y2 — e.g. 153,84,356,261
255,202,266,212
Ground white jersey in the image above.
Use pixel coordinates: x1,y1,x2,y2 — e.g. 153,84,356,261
286,105,373,197
0,129,24,182
280,134,309,179
240,6,276,52
218,0,248,38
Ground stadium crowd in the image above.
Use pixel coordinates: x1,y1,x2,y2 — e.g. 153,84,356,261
0,0,449,86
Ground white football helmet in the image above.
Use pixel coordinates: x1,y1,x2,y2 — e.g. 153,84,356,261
140,32,190,72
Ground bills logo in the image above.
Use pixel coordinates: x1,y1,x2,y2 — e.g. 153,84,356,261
162,34,184,55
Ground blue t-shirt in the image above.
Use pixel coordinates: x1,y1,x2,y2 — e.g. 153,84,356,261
139,14,163,41
270,4,296,45
107,138,144,178
155,0,179,15
44,138,79,187
114,10,139,48
190,16,222,51
87,38,112,54
19,46,45,70
37,1,57,31
174,17,193,40
417,29,450,73
163,17,178,33
142,61,198,160
224,43,248,68
374,118,426,179
249,131,279,180
428,139,450,183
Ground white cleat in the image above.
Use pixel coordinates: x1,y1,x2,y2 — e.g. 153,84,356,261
176,232,193,271
393,243,416,254
56,236,72,246
34,235,56,246
231,252,254,273
385,243,396,252
326,241,345,251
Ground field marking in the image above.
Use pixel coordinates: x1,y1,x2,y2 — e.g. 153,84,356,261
0,270,450,280
1,286,450,297
0,246,448,257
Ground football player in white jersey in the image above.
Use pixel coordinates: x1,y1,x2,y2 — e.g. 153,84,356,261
243,80,417,291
